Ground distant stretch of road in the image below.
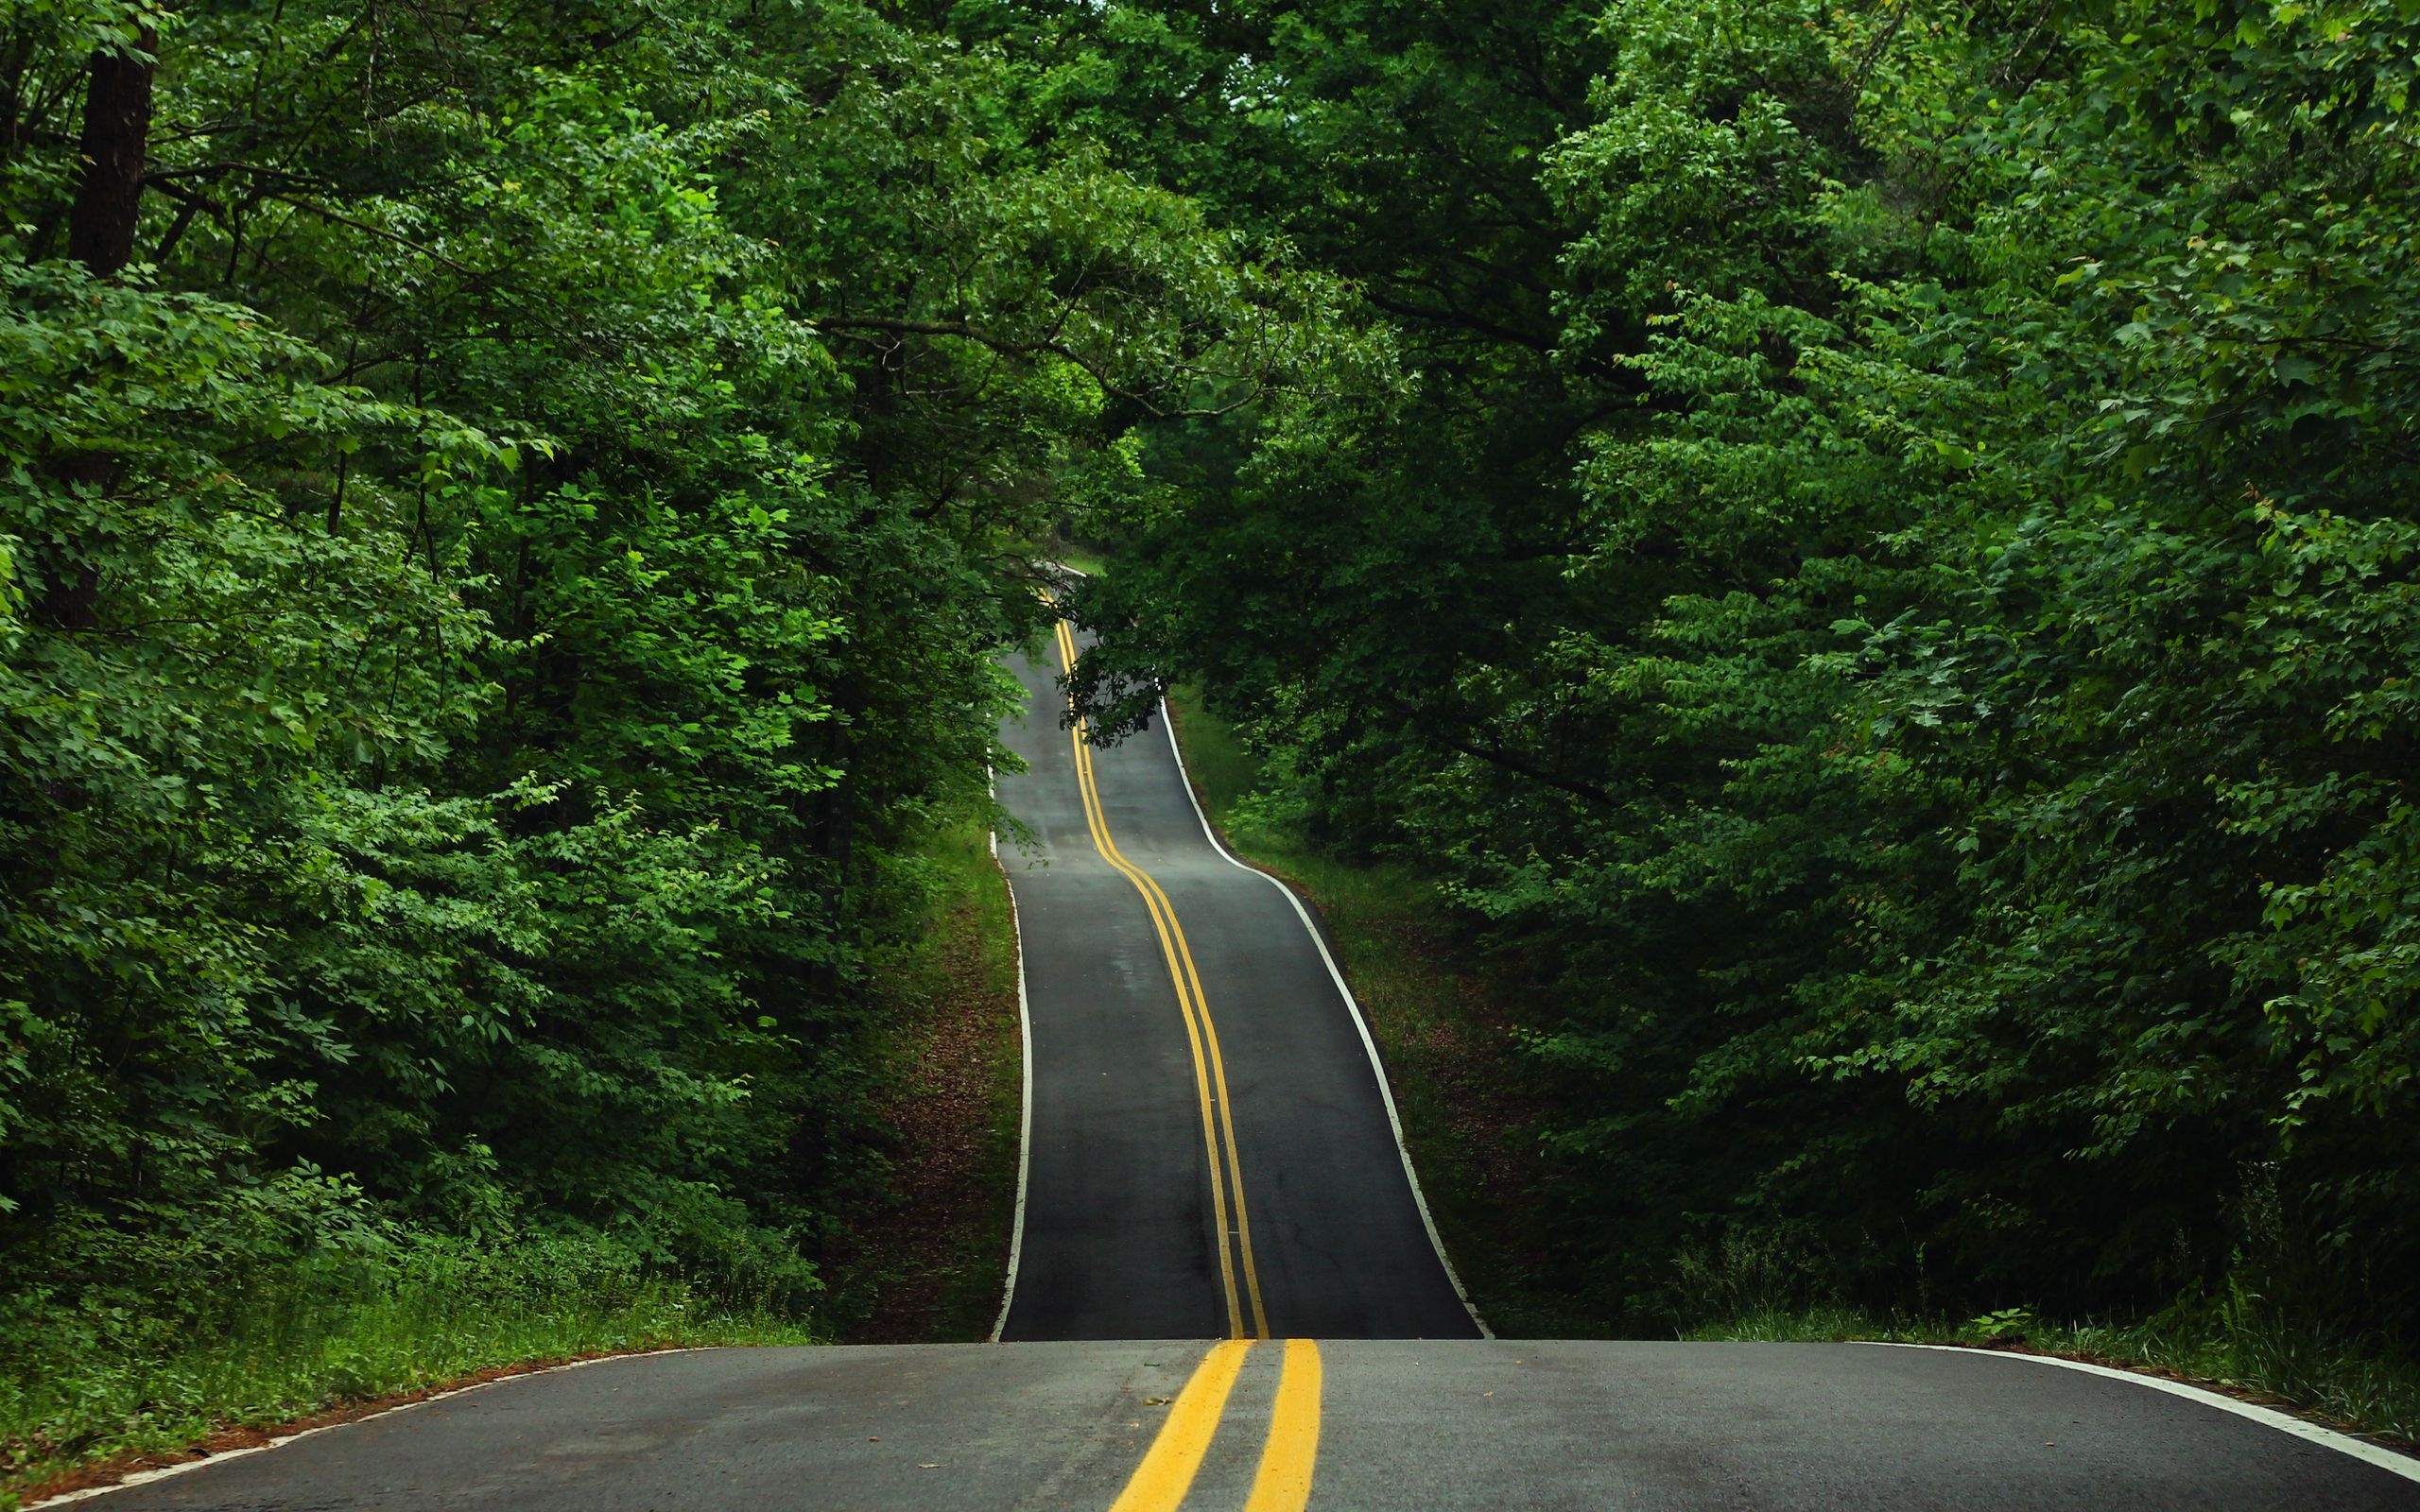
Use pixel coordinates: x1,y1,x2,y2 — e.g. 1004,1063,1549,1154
989,619,1478,1343
47,608,2420,1510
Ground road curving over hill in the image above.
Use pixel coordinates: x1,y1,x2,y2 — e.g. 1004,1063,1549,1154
47,610,2420,1512
989,622,1480,1344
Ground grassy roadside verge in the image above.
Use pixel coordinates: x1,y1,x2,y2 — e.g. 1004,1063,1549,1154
0,1243,810,1508
1161,688,2420,1451
1678,1268,2420,1447
821,811,1023,1343
1,809,1026,1506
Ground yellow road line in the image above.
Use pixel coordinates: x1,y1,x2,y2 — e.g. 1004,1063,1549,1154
1074,712,1270,1338
1068,622,1270,1336
1046,608,1322,1512
1065,702,1239,1332
1051,614,1270,1340
1245,1339,1323,1512
1139,846,1270,1341
1108,1339,1254,1512
1052,618,1239,1333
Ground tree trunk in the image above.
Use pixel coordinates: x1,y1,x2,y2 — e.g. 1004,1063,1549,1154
68,26,156,277
805,702,857,1005
41,26,157,632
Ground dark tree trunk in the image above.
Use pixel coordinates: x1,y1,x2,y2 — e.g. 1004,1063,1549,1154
805,702,857,1005
40,26,157,632
68,26,155,277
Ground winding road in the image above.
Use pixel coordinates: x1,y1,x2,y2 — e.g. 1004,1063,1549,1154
992,616,1477,1344
51,617,2420,1510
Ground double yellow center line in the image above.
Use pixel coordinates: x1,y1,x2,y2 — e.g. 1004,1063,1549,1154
1046,610,1322,1512
1109,1338,1323,1512
1051,614,1268,1342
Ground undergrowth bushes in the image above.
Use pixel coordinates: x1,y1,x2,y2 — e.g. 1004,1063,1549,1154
0,1231,810,1500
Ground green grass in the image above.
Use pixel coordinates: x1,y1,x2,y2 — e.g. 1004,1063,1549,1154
1685,1299,2420,1447
2042,1308,2420,1443
1021,530,1109,577
0,1238,811,1507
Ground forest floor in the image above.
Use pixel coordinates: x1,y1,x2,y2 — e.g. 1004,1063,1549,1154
821,814,1023,1344
1160,689,2420,1450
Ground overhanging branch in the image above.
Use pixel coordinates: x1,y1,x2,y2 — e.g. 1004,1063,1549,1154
805,314,1265,419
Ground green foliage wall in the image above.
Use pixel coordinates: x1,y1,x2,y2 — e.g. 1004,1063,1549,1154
11,0,2415,1360
1083,0,2420,1337
0,0,1337,1338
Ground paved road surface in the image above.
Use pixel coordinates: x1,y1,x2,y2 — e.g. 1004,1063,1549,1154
50,614,2420,1510
78,1341,2420,1509
991,629,1476,1342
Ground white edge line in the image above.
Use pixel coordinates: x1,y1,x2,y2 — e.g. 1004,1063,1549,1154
990,784,1036,1345
987,754,1035,1345
1865,1342,2420,1483
1158,698,1494,1339
989,571,1081,1342
989,557,1063,1343
26,1347,715,1510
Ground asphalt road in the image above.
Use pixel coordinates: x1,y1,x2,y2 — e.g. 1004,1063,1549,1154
78,1341,2420,1510
990,631,1478,1343
50,615,2420,1510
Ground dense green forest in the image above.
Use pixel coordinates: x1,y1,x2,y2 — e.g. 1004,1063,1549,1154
0,0,1343,1455
1075,0,2420,1359
5,0,2418,1467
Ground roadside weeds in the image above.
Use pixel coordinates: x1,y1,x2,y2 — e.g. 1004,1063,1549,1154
14,1348,713,1511
1690,1303,2420,1453
1,1262,811,1512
